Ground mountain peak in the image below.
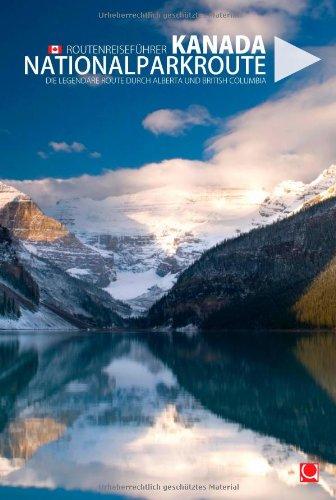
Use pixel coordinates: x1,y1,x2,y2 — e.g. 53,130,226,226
311,164,336,187
271,179,306,196
0,182,68,242
0,181,30,210
258,164,336,221
318,164,336,177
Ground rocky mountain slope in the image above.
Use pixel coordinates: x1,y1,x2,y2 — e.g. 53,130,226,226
0,226,38,319
0,223,127,330
0,182,115,288
0,225,64,329
0,188,67,241
146,195,336,330
0,182,131,329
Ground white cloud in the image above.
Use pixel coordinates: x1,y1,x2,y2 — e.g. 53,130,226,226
71,142,86,153
46,141,102,159
48,141,86,153
143,105,216,136
37,151,48,160
90,151,102,158
206,75,336,188
9,159,207,208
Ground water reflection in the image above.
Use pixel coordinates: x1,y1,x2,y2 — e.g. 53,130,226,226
0,330,335,498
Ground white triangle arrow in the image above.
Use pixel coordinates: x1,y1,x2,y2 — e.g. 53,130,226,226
274,37,321,82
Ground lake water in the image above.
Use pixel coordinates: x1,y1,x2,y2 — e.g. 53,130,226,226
0,330,335,499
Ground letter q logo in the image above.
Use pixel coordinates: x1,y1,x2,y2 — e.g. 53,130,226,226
300,463,319,483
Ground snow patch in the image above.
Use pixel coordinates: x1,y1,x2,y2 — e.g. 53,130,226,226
67,267,91,277
104,269,176,301
0,306,75,331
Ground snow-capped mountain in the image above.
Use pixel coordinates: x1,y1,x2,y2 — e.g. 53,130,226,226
2,164,336,321
257,165,336,221
0,227,127,330
0,183,129,329
50,186,267,314
0,182,115,288
46,165,336,315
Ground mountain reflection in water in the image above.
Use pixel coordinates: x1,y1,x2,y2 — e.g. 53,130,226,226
0,330,335,499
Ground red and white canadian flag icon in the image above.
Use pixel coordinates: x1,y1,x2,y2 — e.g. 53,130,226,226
300,463,319,483
48,45,63,55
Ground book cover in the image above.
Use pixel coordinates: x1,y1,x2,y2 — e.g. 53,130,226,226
0,1,335,498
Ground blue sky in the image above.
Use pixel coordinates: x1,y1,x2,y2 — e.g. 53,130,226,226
1,0,335,182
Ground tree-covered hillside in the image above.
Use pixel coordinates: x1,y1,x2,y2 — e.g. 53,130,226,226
146,197,336,330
